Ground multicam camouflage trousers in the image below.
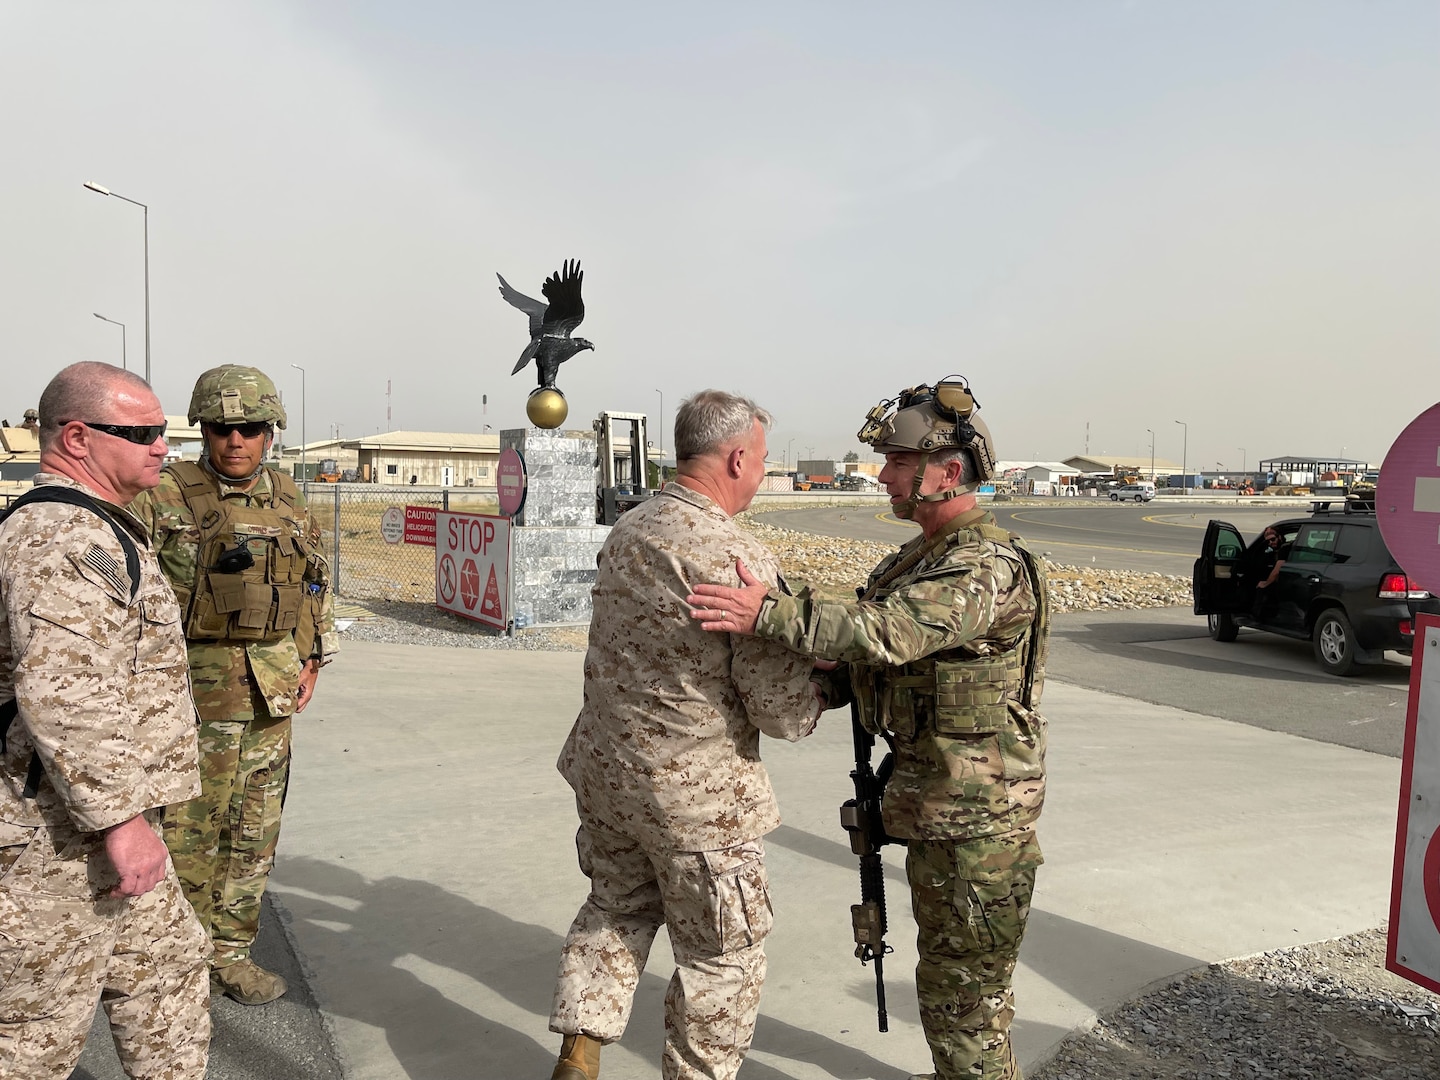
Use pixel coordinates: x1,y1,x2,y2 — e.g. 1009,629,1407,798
164,695,290,969
0,815,211,1080
906,833,1041,1080
551,808,773,1080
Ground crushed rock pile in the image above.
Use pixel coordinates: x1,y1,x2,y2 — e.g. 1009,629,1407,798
1034,927,1440,1079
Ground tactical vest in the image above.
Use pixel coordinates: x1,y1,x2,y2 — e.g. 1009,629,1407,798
167,461,309,643
852,518,1050,744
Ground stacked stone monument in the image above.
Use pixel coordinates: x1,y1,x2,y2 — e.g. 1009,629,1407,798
501,425,609,627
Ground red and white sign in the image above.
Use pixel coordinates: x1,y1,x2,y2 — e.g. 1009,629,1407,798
497,447,527,517
381,506,404,545
404,505,437,547
1379,403,1440,596
435,511,510,629
1389,613,1440,992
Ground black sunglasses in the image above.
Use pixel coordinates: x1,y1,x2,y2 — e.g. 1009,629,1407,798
205,421,272,439
71,421,168,445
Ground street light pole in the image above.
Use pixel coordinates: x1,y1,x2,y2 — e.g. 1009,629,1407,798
786,438,794,471
291,364,306,483
1239,447,1247,474
1174,419,1188,495
654,388,664,486
1146,428,1155,483
93,313,126,371
84,182,149,384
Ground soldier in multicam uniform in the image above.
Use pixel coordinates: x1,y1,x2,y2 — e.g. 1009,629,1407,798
690,379,1050,1080
547,390,827,1080
130,364,336,1006
0,362,210,1079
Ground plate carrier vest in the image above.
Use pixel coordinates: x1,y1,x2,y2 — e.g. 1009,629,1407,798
167,461,310,644
851,517,1050,743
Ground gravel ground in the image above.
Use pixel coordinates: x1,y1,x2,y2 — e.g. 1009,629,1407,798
1032,927,1440,1079
338,513,1421,1076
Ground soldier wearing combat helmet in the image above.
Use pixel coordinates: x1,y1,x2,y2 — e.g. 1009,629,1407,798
131,364,336,1005
689,378,1050,1080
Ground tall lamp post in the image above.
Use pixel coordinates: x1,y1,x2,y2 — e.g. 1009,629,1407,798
83,182,149,384
654,388,664,486
1239,447,1247,474
93,313,126,371
1174,419,1188,495
786,438,794,471
1146,428,1155,483
291,364,306,483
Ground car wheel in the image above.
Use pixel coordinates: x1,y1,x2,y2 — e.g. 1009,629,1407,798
1110,493,1118,501
1312,609,1358,676
1208,613,1238,642
1134,494,1144,503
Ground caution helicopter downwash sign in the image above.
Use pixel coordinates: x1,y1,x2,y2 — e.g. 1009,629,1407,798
435,511,510,631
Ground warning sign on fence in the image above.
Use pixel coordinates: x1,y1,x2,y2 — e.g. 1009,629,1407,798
404,505,438,547
435,511,509,630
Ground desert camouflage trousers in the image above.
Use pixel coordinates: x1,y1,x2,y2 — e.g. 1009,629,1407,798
906,833,1040,1080
551,805,773,1080
163,687,290,969
0,815,210,1079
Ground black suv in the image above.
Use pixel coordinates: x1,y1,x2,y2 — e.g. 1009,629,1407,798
1192,499,1440,675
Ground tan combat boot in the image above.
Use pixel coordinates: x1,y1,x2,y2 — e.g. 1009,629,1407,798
211,958,288,1005
551,1033,602,1080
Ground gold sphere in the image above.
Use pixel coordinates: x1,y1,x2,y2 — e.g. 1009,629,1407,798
526,387,568,429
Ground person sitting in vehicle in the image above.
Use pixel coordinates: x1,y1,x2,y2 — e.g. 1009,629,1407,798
1251,526,1289,616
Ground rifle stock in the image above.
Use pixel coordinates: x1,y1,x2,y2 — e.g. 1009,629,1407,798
839,697,894,1032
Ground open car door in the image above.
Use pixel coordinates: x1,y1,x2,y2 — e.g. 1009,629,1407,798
1193,520,1248,615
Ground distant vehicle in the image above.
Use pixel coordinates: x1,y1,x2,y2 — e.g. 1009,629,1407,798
1110,482,1155,502
1192,498,1440,675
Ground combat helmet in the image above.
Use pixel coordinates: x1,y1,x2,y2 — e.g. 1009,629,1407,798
188,365,287,430
857,377,996,516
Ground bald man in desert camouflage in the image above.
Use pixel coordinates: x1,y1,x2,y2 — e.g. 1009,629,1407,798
0,362,210,1079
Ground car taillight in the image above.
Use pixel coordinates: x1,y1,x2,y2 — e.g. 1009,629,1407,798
1401,619,1414,636
1380,573,1432,599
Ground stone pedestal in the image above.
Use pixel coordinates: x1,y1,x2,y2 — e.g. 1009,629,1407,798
501,426,609,627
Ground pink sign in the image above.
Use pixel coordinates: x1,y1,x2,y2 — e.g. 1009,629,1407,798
497,447,527,517
1378,403,1440,596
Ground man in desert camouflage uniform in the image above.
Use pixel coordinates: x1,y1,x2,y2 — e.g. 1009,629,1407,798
0,362,210,1079
130,364,335,1005
548,390,826,1080
690,379,1050,1080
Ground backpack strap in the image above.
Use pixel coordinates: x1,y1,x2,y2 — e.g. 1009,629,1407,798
0,486,141,603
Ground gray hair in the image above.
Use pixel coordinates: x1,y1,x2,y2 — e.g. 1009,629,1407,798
673,390,772,460
38,362,154,452
927,445,976,485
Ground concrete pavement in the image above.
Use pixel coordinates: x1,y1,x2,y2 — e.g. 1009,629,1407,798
71,634,1403,1077
252,639,1400,1078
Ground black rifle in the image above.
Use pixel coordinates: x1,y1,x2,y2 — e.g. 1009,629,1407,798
839,697,895,1032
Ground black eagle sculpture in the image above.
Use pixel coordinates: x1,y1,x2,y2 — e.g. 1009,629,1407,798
497,259,594,391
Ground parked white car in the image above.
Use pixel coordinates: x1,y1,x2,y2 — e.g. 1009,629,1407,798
1110,482,1156,502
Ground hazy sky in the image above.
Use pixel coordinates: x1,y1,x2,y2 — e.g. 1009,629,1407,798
4,2,1436,470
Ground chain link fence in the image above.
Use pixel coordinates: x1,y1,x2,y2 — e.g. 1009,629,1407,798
302,485,497,604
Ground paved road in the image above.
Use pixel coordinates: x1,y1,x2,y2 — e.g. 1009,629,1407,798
759,501,1302,575
1046,607,1412,758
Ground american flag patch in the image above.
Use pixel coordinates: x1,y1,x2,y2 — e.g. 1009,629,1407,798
83,544,127,597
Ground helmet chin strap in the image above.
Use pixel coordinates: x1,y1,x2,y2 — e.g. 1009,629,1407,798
895,451,978,517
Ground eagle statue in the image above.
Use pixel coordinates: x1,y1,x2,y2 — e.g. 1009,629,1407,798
497,259,594,391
